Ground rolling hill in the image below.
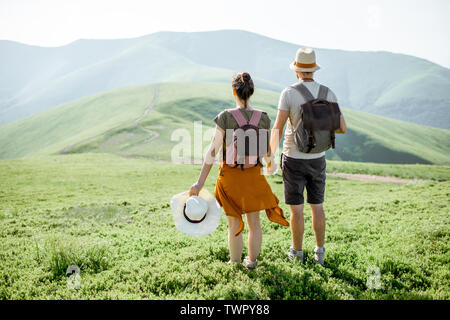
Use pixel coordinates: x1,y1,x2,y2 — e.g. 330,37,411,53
0,82,449,165
1,30,449,129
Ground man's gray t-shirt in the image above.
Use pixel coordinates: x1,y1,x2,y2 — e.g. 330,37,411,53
278,80,338,159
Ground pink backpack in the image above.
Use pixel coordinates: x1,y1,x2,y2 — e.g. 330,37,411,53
224,108,268,170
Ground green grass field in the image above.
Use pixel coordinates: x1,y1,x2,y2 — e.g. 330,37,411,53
326,160,450,181
0,153,448,299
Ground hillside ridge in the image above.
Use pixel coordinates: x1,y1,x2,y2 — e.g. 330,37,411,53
1,82,448,165
1,30,449,129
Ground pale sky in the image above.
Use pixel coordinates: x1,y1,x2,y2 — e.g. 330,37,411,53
1,0,449,68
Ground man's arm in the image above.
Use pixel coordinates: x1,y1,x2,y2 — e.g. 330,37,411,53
335,114,347,134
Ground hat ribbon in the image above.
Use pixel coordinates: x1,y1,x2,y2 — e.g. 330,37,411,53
183,204,207,224
294,61,316,68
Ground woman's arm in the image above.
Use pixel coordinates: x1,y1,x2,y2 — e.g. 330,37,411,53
263,127,272,160
261,110,289,175
189,125,225,196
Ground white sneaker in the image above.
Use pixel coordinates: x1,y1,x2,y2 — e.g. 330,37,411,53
243,256,258,270
287,246,303,263
314,246,326,266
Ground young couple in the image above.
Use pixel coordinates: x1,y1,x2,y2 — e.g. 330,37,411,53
189,48,347,270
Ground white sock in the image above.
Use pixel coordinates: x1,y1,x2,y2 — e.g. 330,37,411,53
290,246,302,254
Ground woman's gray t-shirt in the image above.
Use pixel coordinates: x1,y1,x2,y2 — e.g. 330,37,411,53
213,107,271,156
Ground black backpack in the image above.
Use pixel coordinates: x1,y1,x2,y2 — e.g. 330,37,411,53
290,83,341,153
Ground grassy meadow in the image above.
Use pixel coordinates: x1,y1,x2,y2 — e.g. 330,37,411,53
0,153,448,299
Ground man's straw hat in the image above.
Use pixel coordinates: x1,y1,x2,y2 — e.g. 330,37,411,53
289,47,321,72
170,189,221,236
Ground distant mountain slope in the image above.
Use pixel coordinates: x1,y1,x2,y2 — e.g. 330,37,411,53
1,82,448,165
1,30,449,128
0,84,156,159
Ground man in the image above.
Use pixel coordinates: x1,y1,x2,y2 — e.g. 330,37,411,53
267,48,347,266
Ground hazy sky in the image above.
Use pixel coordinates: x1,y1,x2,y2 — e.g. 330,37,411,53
1,0,449,68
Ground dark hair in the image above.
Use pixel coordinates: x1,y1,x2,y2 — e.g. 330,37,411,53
232,72,254,107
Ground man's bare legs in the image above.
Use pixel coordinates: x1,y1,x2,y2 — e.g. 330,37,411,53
290,203,326,250
290,204,304,251
310,203,326,247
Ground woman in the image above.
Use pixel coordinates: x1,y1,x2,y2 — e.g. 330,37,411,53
189,72,289,270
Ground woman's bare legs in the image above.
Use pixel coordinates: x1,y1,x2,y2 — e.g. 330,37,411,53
227,215,243,262
246,211,262,262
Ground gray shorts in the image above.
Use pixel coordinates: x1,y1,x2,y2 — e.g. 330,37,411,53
281,153,326,205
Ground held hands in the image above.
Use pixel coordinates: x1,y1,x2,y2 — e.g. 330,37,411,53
265,160,278,175
189,182,203,196
263,154,278,175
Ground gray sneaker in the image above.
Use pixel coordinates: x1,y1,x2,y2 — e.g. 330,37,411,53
314,246,326,266
287,246,303,263
243,256,258,270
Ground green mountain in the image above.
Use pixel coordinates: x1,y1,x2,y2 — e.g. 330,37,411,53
1,30,449,129
1,82,448,165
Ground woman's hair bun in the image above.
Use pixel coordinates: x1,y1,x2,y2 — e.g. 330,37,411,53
232,72,254,106
242,72,251,83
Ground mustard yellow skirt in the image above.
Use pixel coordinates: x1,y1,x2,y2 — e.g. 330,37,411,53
214,163,289,236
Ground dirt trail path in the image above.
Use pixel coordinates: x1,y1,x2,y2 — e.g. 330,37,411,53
327,172,426,183
60,85,159,154
133,86,160,142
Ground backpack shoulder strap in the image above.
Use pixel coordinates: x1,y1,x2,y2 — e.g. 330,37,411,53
227,108,248,127
248,109,262,127
290,83,315,102
318,85,329,100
